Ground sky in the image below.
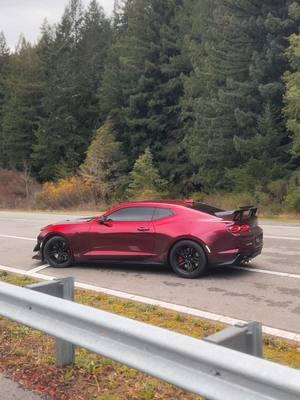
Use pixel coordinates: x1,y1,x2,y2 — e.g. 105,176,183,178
0,0,114,49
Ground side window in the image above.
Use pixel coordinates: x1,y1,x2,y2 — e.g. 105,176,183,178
153,208,174,221
108,207,155,222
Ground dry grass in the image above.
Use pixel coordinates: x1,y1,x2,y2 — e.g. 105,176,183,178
0,169,40,209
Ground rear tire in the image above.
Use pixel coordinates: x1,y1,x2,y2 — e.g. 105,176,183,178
43,236,73,268
169,240,207,279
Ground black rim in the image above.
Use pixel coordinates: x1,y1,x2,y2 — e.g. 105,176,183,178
46,239,71,265
175,246,202,273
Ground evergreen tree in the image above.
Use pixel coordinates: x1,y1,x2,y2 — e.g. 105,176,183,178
100,0,192,192
183,0,298,192
80,120,128,202
126,147,168,199
32,0,111,181
285,33,300,160
32,1,85,180
1,37,42,169
113,0,130,36
0,32,10,166
0,32,9,69
284,2,300,161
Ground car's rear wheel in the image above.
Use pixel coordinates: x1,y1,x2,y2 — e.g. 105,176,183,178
43,236,73,268
169,240,207,279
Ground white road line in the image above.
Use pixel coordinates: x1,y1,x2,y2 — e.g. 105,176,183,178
231,265,300,280
0,264,54,281
0,264,300,343
261,225,300,229
0,234,36,241
0,218,41,222
27,264,48,274
264,235,300,241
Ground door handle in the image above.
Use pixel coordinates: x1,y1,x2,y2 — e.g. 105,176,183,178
137,227,150,232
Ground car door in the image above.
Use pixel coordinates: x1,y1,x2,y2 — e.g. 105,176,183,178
85,206,156,260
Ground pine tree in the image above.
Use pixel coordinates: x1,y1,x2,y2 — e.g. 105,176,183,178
285,33,300,160
32,0,111,181
284,3,300,161
183,0,298,192
80,120,128,202
112,0,131,36
126,147,168,199
0,32,10,166
77,0,111,131
1,37,42,169
100,0,191,193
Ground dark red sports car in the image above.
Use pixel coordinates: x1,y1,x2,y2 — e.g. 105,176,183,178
34,200,263,278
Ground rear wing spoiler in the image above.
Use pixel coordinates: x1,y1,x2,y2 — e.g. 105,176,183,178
215,206,258,222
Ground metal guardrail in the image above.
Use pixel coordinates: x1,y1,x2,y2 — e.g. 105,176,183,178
27,278,75,367
204,321,263,358
27,278,264,368
1,280,300,400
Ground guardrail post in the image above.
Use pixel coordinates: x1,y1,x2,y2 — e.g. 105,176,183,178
204,321,263,358
27,277,75,367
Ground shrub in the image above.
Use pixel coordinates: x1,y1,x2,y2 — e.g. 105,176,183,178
36,176,96,210
126,148,169,200
285,188,300,213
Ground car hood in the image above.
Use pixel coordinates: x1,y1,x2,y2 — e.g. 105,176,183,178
42,217,96,230
57,216,97,224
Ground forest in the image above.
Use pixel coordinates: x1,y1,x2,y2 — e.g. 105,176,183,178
0,0,300,212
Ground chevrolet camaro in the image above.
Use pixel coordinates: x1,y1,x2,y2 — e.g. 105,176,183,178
33,200,263,278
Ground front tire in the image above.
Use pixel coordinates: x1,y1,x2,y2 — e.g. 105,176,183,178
43,236,73,268
169,240,207,279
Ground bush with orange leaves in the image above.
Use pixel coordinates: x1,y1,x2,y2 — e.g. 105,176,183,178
36,176,96,210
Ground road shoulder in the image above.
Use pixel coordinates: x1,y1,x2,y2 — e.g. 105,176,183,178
0,375,42,400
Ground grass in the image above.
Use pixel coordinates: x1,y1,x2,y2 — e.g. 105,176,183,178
1,271,300,399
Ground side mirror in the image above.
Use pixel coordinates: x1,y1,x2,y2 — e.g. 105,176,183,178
99,217,112,225
99,217,106,225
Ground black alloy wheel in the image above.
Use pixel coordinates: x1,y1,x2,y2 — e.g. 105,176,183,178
169,240,207,278
43,236,73,268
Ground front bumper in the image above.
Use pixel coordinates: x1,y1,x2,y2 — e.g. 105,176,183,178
32,241,42,260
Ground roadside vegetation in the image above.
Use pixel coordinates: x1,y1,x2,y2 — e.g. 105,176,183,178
0,1,300,214
1,271,300,399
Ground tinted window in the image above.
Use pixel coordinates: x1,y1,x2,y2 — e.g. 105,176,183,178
153,208,174,221
108,207,155,222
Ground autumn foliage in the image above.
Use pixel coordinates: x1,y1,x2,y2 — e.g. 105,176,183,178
36,176,96,210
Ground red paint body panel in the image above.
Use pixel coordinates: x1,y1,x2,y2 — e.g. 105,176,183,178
36,201,263,266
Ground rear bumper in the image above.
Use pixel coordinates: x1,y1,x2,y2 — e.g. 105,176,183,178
211,233,263,266
213,247,263,266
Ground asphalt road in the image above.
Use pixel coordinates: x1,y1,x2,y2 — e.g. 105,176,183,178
0,375,41,400
0,211,300,335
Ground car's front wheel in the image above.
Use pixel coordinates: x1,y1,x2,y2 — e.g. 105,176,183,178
43,236,73,268
169,240,207,279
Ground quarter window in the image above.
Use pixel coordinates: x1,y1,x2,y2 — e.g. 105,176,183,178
108,207,155,222
153,208,174,221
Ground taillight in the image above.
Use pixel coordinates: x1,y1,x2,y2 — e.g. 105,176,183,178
227,223,250,235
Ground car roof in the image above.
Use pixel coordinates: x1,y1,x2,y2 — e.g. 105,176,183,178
121,200,191,208
119,200,224,217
